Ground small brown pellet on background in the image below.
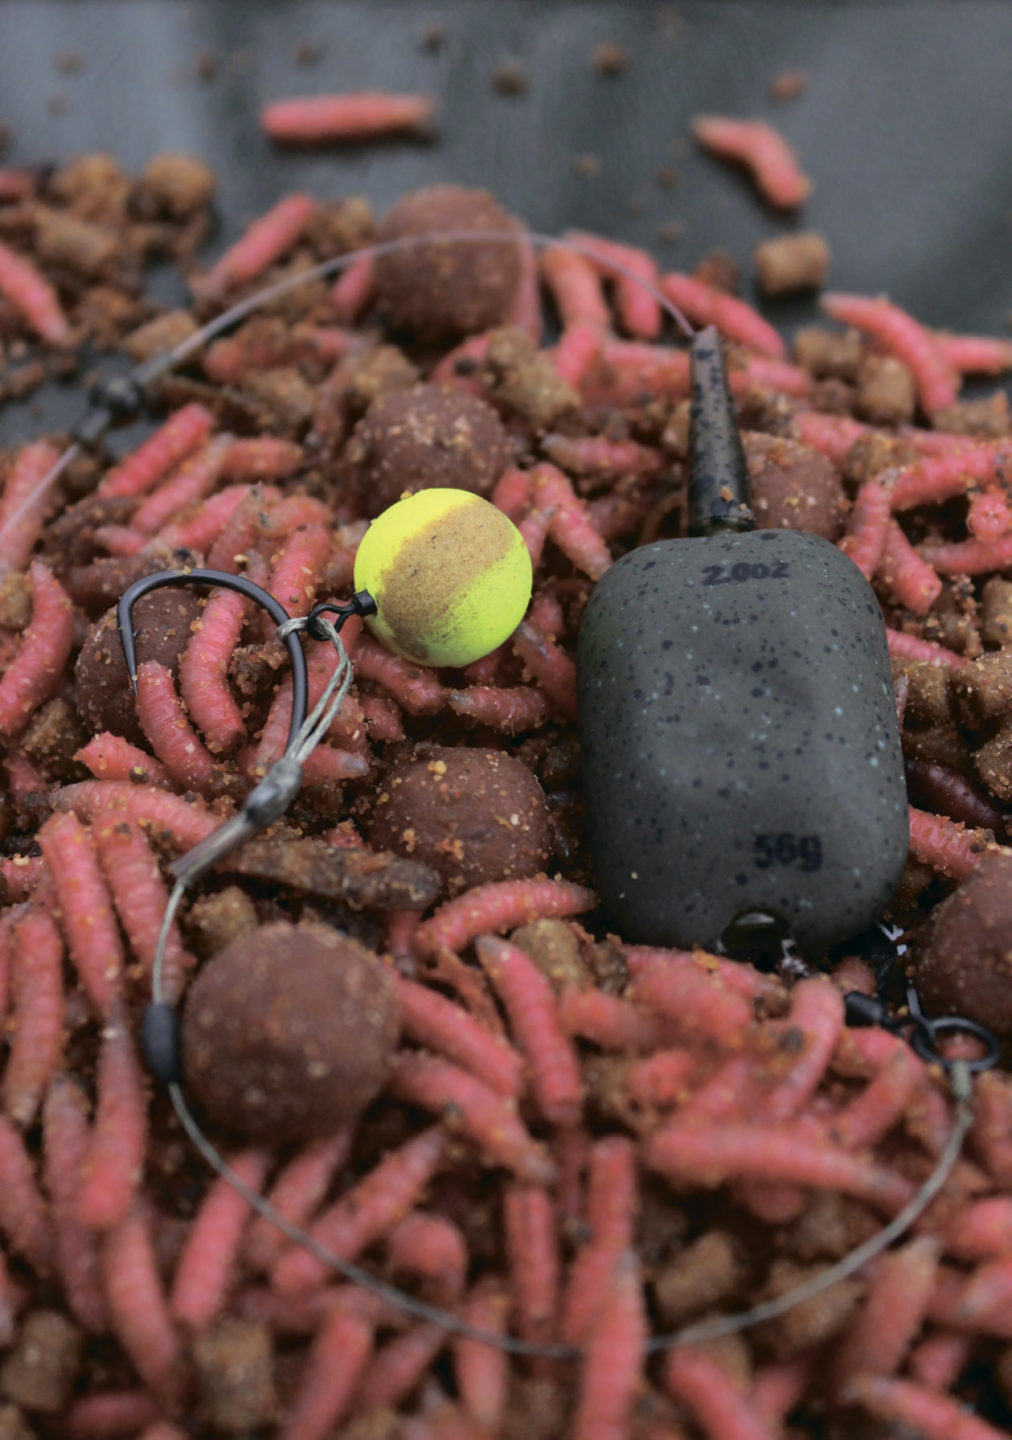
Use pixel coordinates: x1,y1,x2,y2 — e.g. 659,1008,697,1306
770,69,809,101
981,578,1012,648
592,42,629,75
0,1312,82,1414
754,231,830,295
793,325,863,380
855,353,917,426
491,59,529,95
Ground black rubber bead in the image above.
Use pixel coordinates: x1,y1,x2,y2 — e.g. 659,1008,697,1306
142,1002,184,1084
844,991,890,1029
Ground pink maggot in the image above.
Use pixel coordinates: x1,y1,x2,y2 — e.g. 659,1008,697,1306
220,436,305,481
267,520,331,617
177,585,249,755
885,627,965,670
385,1210,468,1301
135,658,226,796
279,1303,374,1440
101,1206,181,1409
511,619,579,724
794,410,869,465
92,807,191,1002
936,332,1012,375
821,291,959,418
447,681,553,733
146,482,250,555
756,977,845,1124
329,251,375,322
596,338,691,403
692,114,811,209
566,230,663,339
169,1149,269,1332
844,1374,1010,1440
829,1030,924,1150
0,235,71,342
830,1237,939,1392
476,934,585,1127
394,974,524,1098
130,434,233,537
412,876,597,959
559,986,677,1054
53,779,220,853
262,91,436,143
73,732,173,787
42,1077,109,1334
630,952,753,1050
661,271,785,358
908,1330,974,1391
920,530,1012,576
3,906,65,1130
0,561,74,738
97,402,215,500
77,1015,148,1232
453,1278,510,1431
838,476,891,580
645,1118,914,1212
198,192,317,298
63,1391,160,1439
889,441,1010,509
504,1182,560,1349
879,519,943,613
271,1126,446,1297
572,1254,647,1440
908,804,994,881
665,1343,778,1440
353,632,446,714
540,243,610,331
0,1112,54,1273
244,1130,352,1274
387,1053,555,1185
0,439,62,572
531,461,613,579
357,1322,446,1410
563,1135,637,1344
37,810,124,1016
541,431,665,479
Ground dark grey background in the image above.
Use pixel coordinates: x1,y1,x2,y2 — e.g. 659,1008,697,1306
1,0,1010,439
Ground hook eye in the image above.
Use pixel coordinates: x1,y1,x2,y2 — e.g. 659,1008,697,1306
306,590,377,641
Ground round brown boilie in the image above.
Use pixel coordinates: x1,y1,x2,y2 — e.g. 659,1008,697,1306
912,850,1012,1037
182,921,400,1144
373,185,521,343
74,588,202,746
367,746,553,895
743,431,847,541
341,383,513,518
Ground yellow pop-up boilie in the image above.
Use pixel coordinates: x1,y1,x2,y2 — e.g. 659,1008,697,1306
353,488,533,668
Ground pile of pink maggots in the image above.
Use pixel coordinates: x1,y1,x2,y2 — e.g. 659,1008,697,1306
1,130,1012,1440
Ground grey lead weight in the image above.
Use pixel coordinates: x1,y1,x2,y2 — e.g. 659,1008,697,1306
576,329,908,958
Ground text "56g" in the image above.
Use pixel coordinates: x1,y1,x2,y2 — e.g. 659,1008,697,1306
753,832,823,872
